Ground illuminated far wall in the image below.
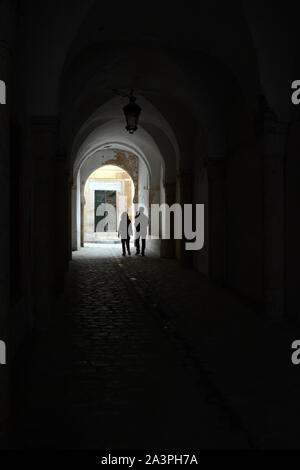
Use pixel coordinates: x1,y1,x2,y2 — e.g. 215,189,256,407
84,165,134,241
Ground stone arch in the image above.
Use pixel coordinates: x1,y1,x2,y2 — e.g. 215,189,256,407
71,133,156,251
57,19,262,273
68,96,179,187
83,163,135,243
80,149,139,204
59,42,250,175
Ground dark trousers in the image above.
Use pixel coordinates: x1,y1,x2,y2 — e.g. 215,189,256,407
121,238,130,254
135,237,146,254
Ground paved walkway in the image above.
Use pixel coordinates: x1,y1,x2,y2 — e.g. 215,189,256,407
11,244,300,449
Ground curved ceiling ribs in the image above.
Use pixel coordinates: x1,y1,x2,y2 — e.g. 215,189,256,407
53,2,261,182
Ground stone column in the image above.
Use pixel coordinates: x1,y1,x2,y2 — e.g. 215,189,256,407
85,180,95,241
67,181,73,261
177,170,194,267
71,185,78,250
263,120,286,318
80,181,86,247
207,159,226,283
30,117,59,330
53,153,68,294
160,182,176,258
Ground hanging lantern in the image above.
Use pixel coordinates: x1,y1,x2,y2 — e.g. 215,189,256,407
123,95,141,134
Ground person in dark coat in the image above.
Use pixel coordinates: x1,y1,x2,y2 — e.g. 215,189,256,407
134,207,149,256
118,212,132,256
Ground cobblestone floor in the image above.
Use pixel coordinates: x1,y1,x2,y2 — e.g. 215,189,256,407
11,244,300,449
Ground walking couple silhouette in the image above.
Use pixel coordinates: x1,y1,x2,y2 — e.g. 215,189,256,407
118,207,149,257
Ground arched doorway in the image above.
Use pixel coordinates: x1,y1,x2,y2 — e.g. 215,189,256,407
71,145,154,252
83,164,134,243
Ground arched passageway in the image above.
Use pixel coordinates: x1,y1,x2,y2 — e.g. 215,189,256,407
69,95,183,260
3,0,300,451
